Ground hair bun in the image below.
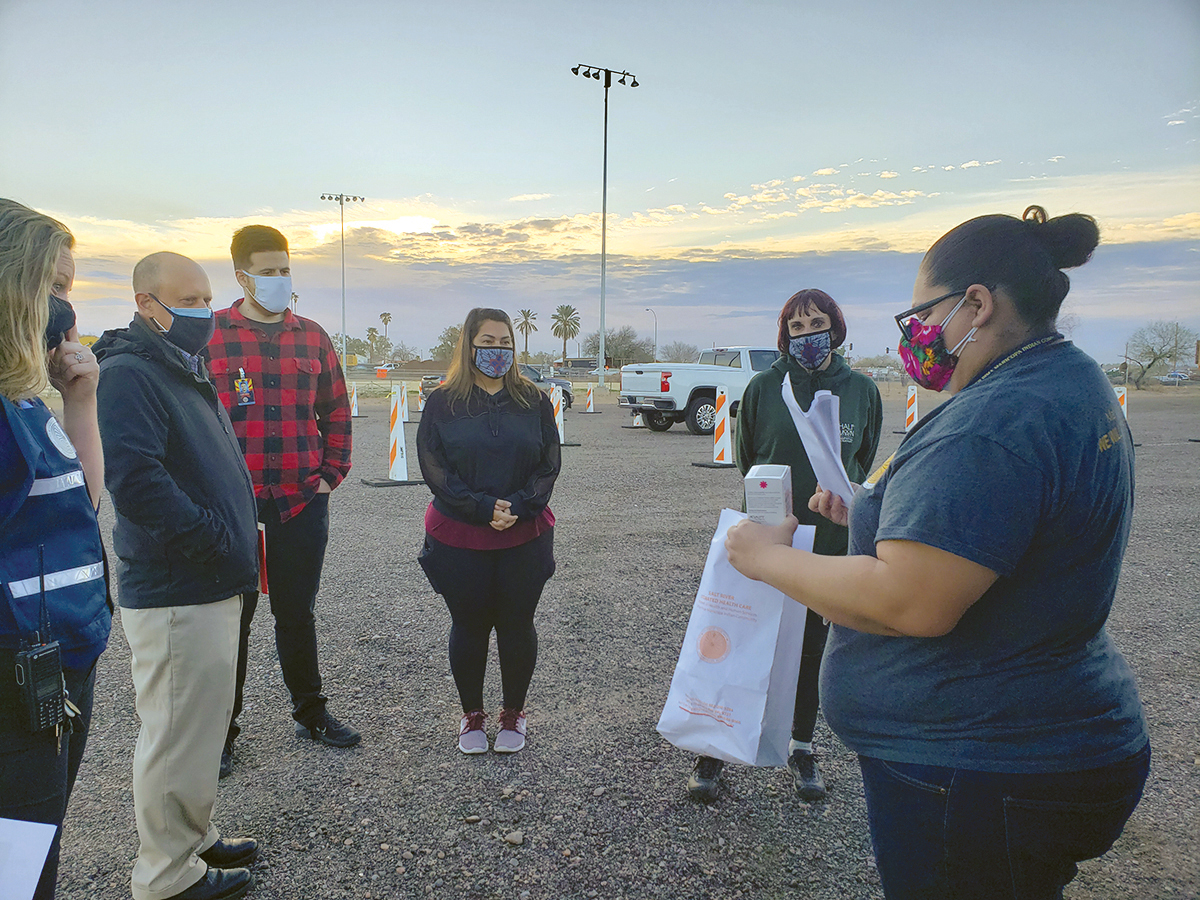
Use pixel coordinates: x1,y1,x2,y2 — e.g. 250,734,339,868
1022,206,1098,269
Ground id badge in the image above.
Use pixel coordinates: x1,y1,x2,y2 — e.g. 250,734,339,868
235,368,255,406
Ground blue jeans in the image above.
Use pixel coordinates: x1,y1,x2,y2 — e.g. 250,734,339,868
858,743,1150,900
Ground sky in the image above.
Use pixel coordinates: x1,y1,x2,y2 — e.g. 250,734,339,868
2,0,1197,365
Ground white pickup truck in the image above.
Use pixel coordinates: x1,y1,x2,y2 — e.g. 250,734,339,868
618,347,781,434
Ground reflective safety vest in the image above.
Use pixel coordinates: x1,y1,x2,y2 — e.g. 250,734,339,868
0,396,111,669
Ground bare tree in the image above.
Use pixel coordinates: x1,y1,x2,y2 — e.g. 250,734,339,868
390,341,420,363
660,341,700,362
583,326,653,366
1127,320,1198,388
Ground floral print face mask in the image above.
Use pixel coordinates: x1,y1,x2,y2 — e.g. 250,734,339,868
898,296,976,391
789,329,833,370
473,346,514,379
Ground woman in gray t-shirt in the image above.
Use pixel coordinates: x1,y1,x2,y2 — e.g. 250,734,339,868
724,206,1149,900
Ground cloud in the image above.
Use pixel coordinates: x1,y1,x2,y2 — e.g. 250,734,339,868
508,193,553,202
960,160,981,168
813,168,838,176
943,165,955,171
1168,120,1186,126
879,171,899,179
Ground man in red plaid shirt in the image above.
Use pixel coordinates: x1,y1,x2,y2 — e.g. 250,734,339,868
206,225,358,777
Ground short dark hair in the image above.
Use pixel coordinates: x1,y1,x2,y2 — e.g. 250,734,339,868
776,288,847,356
231,225,289,270
921,205,1099,330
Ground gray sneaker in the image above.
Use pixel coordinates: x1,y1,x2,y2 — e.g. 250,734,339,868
788,749,827,801
459,709,488,754
493,708,526,754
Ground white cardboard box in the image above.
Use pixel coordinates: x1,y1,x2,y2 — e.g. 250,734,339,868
745,464,792,526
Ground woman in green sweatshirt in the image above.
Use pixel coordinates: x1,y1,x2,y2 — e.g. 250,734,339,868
687,288,882,803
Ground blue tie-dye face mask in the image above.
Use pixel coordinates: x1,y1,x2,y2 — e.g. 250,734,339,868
789,329,832,370
473,346,514,379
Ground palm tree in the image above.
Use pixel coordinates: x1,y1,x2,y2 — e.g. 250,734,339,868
366,326,380,364
515,309,538,364
551,304,581,369
379,311,392,341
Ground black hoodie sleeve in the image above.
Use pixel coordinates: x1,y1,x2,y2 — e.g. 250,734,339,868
501,392,561,519
97,362,230,563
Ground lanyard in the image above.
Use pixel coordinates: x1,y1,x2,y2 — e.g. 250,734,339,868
970,333,1063,386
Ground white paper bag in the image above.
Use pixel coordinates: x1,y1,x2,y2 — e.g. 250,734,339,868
657,508,815,767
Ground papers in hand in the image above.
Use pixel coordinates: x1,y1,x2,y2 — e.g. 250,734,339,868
780,374,856,507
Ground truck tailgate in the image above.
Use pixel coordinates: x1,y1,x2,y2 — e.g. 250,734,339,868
619,367,667,395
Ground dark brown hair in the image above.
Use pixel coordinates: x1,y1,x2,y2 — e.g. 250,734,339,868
231,225,289,270
776,288,846,355
921,205,1100,330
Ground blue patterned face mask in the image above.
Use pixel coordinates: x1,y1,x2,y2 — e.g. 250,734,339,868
789,329,832,370
473,346,514,379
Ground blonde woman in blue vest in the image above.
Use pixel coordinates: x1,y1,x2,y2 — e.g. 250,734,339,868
0,198,111,900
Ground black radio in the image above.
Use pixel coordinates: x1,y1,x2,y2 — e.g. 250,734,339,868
14,640,65,733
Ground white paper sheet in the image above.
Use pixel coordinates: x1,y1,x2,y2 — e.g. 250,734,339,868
780,374,856,506
0,817,57,900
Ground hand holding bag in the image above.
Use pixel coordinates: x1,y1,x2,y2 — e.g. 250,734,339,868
657,509,815,767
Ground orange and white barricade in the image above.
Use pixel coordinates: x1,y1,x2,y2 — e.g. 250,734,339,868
1114,386,1127,418
905,385,918,432
350,383,360,417
399,382,410,422
389,389,410,481
551,384,565,442
712,386,732,464
586,384,596,413
417,389,426,412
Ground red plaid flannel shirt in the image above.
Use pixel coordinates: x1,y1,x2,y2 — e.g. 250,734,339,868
205,300,352,522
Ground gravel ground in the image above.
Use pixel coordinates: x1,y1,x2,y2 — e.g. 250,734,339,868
52,382,1198,900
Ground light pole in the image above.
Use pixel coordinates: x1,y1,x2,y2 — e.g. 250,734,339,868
645,307,658,361
572,63,638,386
320,192,365,366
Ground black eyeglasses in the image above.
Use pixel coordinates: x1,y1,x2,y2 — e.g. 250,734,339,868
893,290,967,343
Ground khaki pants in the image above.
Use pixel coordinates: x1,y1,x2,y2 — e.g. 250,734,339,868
121,596,241,900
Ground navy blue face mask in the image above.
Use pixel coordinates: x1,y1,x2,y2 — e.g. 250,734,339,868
46,294,76,350
149,294,215,356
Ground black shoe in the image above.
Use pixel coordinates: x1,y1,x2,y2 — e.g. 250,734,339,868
294,711,361,748
788,749,827,801
166,867,253,900
687,755,724,803
219,739,234,780
199,837,258,869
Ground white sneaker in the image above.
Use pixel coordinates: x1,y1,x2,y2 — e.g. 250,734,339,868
493,708,526,754
459,709,488,754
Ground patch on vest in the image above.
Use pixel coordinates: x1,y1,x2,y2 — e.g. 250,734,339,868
46,416,78,459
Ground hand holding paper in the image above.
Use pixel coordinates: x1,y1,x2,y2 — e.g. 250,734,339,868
780,374,856,506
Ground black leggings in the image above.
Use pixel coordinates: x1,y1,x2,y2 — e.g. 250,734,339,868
793,608,830,743
420,530,555,713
